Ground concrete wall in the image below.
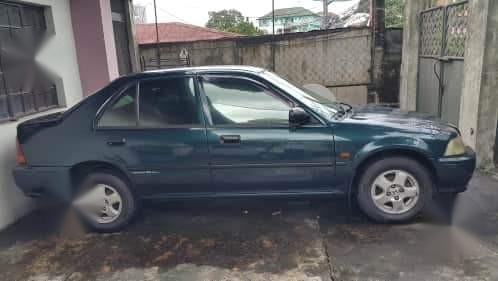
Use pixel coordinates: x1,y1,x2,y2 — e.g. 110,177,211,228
461,0,498,167
0,0,83,230
399,0,425,111
478,0,498,166
458,0,489,164
140,28,373,105
400,0,498,167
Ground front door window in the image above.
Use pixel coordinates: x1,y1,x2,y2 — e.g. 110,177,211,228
201,77,291,127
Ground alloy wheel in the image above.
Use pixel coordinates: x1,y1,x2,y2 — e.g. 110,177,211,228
370,169,420,214
73,183,123,224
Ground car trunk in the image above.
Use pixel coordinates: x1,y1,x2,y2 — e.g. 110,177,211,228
17,112,65,143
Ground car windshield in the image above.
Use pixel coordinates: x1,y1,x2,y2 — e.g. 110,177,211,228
261,71,343,120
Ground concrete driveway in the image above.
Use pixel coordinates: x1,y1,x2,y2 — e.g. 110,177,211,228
1,173,498,281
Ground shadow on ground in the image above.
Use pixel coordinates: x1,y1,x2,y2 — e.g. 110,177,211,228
1,173,498,281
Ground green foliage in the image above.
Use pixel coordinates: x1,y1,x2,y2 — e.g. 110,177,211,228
385,0,405,28
226,21,264,36
206,9,243,30
206,9,264,36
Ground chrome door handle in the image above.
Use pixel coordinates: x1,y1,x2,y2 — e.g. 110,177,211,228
107,138,126,146
220,135,241,144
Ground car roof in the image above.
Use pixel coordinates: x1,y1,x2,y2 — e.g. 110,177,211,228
124,65,267,80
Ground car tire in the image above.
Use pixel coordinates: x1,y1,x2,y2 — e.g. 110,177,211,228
356,157,433,223
73,171,137,232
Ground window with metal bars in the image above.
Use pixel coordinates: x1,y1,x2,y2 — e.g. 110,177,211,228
0,2,58,122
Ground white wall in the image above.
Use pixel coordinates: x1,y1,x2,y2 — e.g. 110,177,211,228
0,0,83,230
35,0,83,107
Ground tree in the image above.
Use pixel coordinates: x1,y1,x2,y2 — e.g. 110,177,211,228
206,9,243,30
206,9,263,36
385,0,404,28
227,20,264,36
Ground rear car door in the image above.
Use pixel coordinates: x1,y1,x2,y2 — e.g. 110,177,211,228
96,76,211,198
198,74,335,195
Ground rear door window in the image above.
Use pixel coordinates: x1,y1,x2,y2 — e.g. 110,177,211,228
138,77,201,127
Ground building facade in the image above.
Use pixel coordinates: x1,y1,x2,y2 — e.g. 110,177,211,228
0,0,137,230
257,7,321,34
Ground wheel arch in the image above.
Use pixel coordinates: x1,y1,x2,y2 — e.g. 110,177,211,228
350,148,438,195
70,160,134,193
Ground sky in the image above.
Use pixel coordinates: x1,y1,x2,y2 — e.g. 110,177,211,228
132,0,359,27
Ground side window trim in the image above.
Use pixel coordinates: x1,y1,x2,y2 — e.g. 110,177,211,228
136,75,205,129
198,74,294,128
94,82,138,130
195,75,213,127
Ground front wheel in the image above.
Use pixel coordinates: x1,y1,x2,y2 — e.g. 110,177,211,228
357,157,433,223
73,171,137,232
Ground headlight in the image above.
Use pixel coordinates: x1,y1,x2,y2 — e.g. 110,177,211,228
444,136,466,156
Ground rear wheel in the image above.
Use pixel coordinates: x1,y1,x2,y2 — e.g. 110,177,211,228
357,157,433,223
73,171,137,232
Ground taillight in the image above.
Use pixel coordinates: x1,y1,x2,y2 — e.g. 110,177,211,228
16,138,27,165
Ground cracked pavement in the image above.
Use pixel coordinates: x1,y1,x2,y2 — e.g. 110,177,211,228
1,173,498,280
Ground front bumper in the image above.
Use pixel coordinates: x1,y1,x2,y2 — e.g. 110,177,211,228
13,166,72,202
434,146,476,193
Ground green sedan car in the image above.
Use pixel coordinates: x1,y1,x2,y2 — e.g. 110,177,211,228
13,66,476,231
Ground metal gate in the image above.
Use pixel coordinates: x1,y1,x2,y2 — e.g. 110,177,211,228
417,1,469,125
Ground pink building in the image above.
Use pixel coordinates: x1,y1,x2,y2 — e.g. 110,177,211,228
71,0,139,96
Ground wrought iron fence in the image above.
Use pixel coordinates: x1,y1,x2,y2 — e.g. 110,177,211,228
445,1,469,57
419,7,444,57
140,56,190,71
419,1,469,58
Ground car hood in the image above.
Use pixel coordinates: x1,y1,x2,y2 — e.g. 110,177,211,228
344,105,458,135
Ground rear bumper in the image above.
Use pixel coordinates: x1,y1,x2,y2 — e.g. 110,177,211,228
434,147,476,193
13,166,72,202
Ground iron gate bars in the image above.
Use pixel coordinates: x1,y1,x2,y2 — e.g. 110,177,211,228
419,1,469,59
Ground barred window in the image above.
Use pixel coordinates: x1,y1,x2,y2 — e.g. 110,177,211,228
0,2,58,122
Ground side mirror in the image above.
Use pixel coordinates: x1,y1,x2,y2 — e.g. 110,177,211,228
289,107,311,127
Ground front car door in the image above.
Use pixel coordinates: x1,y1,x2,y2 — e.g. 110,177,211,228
96,75,211,198
198,73,336,195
